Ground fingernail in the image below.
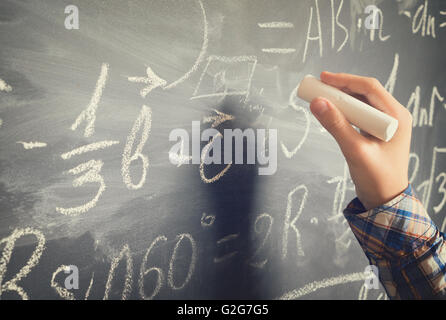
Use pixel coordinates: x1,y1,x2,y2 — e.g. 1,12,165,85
312,99,328,117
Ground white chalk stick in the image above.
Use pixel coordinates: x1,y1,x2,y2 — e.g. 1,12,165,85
297,75,398,142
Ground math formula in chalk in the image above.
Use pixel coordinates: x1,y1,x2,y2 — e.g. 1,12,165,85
0,0,445,300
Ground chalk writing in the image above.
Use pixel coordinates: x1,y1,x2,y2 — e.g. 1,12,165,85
258,21,295,53
163,0,208,90
128,66,166,98
282,185,308,260
0,228,46,300
258,22,294,28
278,272,367,299
104,244,133,300
262,48,296,54
202,109,235,128
214,233,239,263
409,152,420,184
416,147,446,213
85,272,95,300
121,105,152,190
139,235,167,300
51,265,75,300
168,233,197,290
168,137,192,167
248,213,273,269
440,11,446,28
280,84,310,159
303,0,322,63
61,140,119,160
71,63,109,137
16,141,47,149
200,132,232,183
56,160,106,215
368,7,391,42
384,53,399,96
411,0,437,38
192,55,257,103
1,0,445,301
0,78,12,92
407,85,444,127
330,0,349,52
201,212,216,228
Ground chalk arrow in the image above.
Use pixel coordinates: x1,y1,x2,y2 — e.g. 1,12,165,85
128,66,166,98
202,109,234,128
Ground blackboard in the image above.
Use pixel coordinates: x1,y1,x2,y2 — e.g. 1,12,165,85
0,0,445,300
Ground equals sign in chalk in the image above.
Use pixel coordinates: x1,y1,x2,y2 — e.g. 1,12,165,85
258,21,296,54
440,11,446,28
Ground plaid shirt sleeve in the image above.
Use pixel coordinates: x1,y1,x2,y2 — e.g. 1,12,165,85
343,184,446,299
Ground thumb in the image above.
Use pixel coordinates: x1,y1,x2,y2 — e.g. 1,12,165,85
310,97,365,158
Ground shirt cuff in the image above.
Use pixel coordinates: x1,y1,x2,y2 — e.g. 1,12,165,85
343,184,438,263
343,184,446,299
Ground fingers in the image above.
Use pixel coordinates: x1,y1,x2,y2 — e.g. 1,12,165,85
318,71,413,146
310,97,368,159
320,71,401,117
359,129,379,141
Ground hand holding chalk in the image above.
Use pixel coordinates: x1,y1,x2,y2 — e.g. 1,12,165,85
303,72,413,210
298,74,398,142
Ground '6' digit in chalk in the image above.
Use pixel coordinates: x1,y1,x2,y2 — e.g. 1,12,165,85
121,105,152,190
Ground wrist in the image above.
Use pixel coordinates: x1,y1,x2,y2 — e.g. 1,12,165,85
358,181,410,210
